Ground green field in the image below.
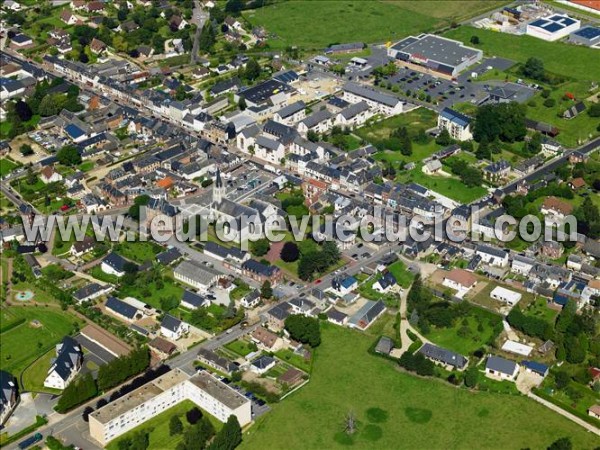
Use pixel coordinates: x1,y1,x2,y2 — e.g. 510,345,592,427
0,306,79,376
444,26,600,82
244,1,507,50
397,164,489,204
423,305,502,355
241,324,598,449
114,241,164,264
0,158,18,177
356,108,441,164
116,274,184,311
106,400,222,450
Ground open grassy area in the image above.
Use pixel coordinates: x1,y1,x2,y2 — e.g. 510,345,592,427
356,108,441,164
106,399,222,450
114,241,163,264
444,26,600,82
397,164,489,204
523,80,599,147
225,339,256,357
274,348,312,373
244,1,507,50
0,306,79,376
0,158,18,177
241,324,598,450
116,274,184,311
423,305,502,355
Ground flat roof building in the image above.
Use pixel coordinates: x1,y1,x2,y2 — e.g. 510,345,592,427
387,34,482,77
569,26,600,46
89,369,251,446
526,14,581,41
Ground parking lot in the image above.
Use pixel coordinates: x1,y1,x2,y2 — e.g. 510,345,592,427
382,57,536,110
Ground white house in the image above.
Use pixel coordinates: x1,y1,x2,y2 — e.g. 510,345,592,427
250,355,276,375
331,276,358,296
490,286,522,306
511,255,535,276
437,108,472,141
160,314,189,340
273,101,306,126
297,109,333,136
476,245,509,267
373,272,397,294
254,135,286,164
335,101,374,128
101,253,128,277
442,269,477,295
240,290,260,308
40,166,63,184
44,337,83,390
485,356,519,381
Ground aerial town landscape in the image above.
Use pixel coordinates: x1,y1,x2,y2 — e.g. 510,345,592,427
0,0,599,449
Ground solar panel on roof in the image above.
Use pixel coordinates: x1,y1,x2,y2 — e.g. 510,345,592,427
545,23,564,33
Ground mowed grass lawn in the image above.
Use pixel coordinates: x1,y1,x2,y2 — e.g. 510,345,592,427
21,348,62,394
0,158,18,177
397,164,488,204
241,324,598,450
423,306,502,355
444,26,600,81
114,241,163,264
244,1,506,50
0,306,79,376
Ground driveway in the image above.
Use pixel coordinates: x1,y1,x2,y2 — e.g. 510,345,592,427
3,393,37,436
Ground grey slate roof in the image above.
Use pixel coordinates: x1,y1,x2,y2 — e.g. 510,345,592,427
419,343,467,369
106,297,138,320
161,314,182,332
486,355,517,375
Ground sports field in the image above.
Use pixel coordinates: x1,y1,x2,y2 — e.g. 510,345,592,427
0,306,79,376
244,1,508,50
444,26,600,82
240,324,598,449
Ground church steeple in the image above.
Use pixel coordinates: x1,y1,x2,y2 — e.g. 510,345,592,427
213,168,225,205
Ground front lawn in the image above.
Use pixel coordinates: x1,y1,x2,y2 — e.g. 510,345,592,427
241,324,598,450
224,339,257,357
20,348,62,394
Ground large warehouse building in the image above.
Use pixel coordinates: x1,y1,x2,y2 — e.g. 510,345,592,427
387,34,483,77
526,14,581,41
89,369,251,446
569,26,600,47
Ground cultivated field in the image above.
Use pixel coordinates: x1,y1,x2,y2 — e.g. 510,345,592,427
244,1,508,50
240,324,599,449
